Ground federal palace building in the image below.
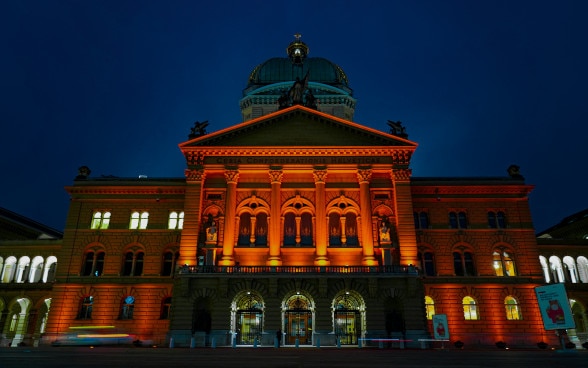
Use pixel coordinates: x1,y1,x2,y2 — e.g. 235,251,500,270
1,36,587,350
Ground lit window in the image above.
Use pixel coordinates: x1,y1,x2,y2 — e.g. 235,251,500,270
78,296,93,319
493,249,517,276
505,296,521,320
120,296,135,320
425,296,435,320
122,251,144,276
91,211,111,229
168,211,184,229
463,296,478,320
130,211,149,229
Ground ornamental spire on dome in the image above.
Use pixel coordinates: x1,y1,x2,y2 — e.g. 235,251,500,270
287,33,309,65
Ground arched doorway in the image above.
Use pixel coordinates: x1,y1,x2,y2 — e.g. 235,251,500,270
284,294,312,345
234,292,264,345
333,292,363,345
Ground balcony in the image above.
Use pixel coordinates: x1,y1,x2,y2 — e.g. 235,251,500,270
178,264,418,277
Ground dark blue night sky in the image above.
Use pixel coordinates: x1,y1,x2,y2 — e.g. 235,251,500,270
1,0,587,233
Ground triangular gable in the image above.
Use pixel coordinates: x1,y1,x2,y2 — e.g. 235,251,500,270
179,106,417,148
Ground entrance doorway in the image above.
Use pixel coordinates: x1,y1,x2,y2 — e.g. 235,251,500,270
284,294,312,345
234,292,264,345
334,310,359,345
333,292,362,345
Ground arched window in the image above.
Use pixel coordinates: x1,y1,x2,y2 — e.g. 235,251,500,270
345,213,358,246
329,213,341,246
82,251,105,276
120,296,135,320
168,211,184,230
505,296,521,320
78,296,93,319
577,256,588,283
424,296,435,320
162,250,179,276
453,249,476,276
1,256,17,283
549,256,565,283
43,256,58,283
449,211,468,229
493,249,516,276
160,297,172,319
563,256,578,283
463,296,478,320
15,256,30,283
418,250,436,276
130,211,149,229
283,213,296,246
28,256,45,283
91,211,111,229
122,250,144,276
488,211,507,229
539,255,551,283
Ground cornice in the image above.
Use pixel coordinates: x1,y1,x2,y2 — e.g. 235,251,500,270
66,187,186,195
411,185,534,196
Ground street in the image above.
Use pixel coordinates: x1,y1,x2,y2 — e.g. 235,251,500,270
1,346,586,368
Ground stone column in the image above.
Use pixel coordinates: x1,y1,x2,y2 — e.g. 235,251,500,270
357,169,377,265
313,169,329,265
268,169,283,265
179,169,205,266
392,168,418,266
219,169,239,266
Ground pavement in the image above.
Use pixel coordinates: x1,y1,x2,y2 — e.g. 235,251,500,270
1,346,586,368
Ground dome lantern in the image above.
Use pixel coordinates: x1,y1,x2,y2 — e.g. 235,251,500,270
287,33,309,65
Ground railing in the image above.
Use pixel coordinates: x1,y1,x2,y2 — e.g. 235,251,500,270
178,265,419,275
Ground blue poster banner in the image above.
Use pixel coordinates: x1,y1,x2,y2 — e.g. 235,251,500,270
534,284,575,330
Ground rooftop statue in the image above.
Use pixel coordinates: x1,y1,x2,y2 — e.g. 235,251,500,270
387,120,408,139
189,121,209,139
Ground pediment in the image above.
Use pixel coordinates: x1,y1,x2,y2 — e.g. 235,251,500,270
180,106,416,148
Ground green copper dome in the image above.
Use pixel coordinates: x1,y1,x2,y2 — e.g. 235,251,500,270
240,36,356,122
245,57,351,95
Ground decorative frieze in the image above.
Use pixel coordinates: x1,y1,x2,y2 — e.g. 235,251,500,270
392,168,412,182
184,169,205,182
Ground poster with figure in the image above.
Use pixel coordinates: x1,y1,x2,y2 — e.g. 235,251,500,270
534,284,575,330
432,314,449,340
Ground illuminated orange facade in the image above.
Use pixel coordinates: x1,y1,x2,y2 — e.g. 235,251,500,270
3,37,585,350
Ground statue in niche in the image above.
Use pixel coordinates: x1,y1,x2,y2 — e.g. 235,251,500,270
205,214,217,242
379,217,391,242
